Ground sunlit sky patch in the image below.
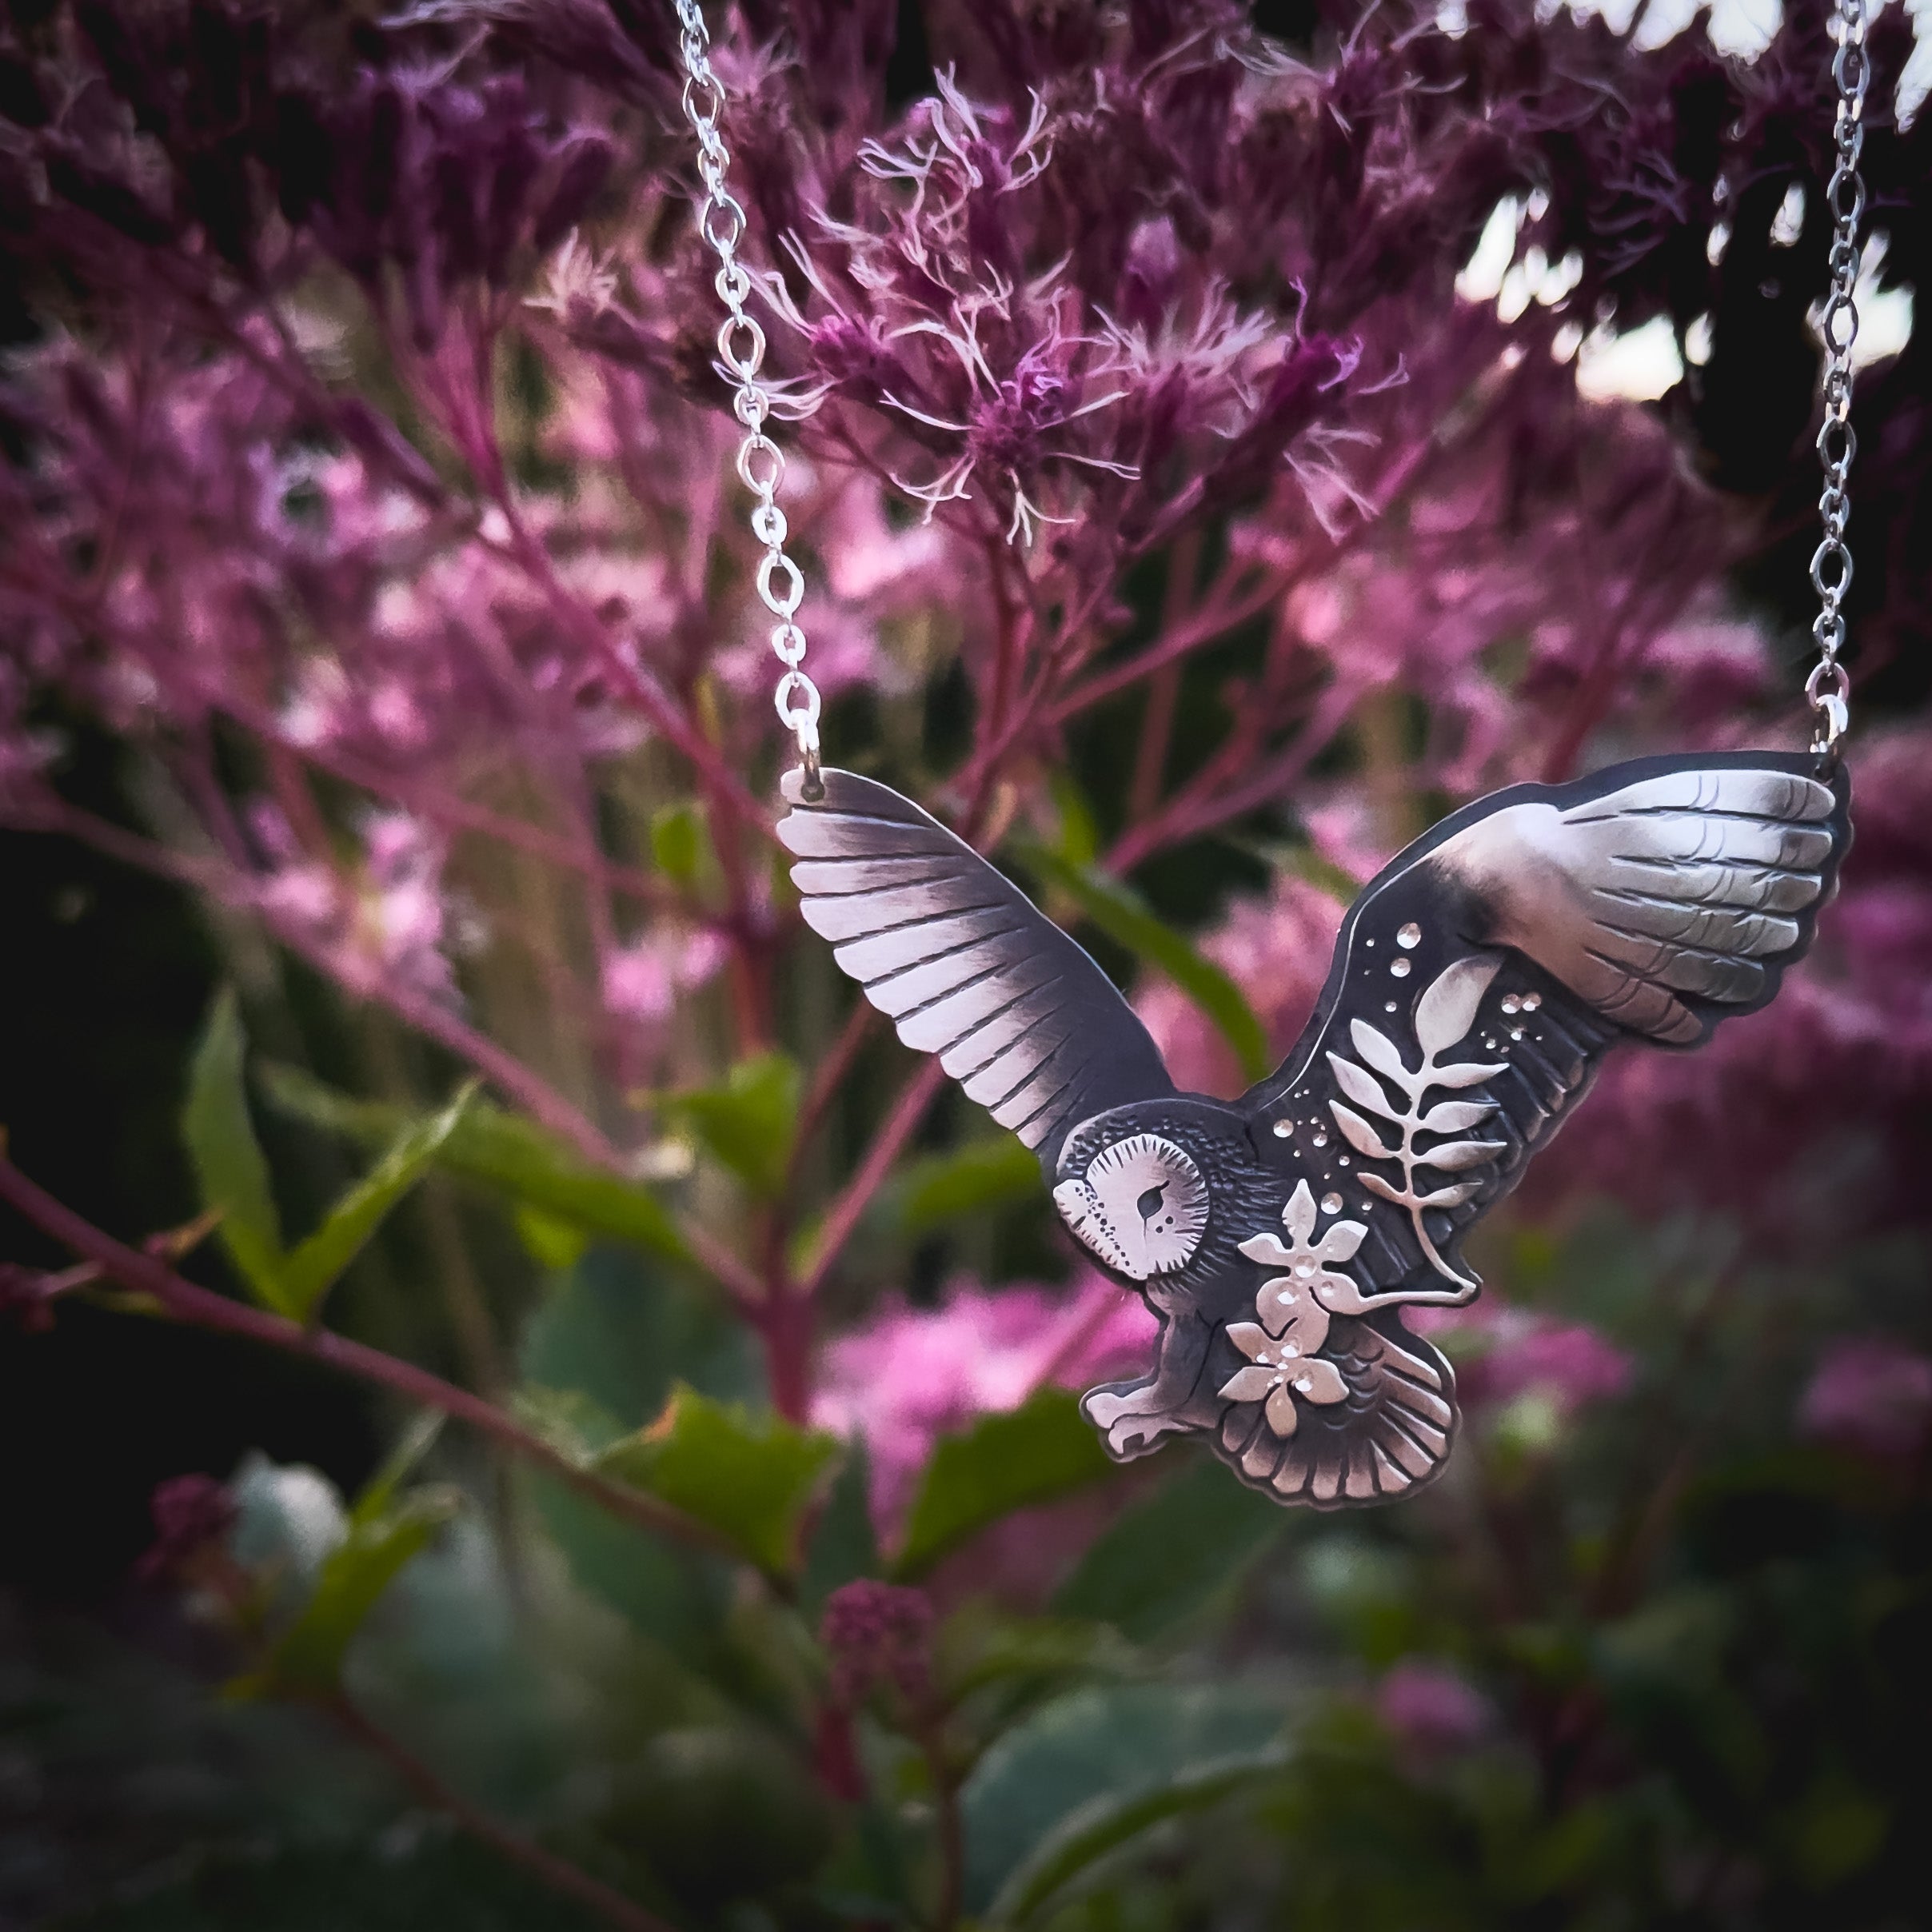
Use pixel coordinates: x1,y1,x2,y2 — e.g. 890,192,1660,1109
1456,0,1925,398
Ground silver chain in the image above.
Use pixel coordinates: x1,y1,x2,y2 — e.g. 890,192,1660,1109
1808,0,1868,755
675,0,823,796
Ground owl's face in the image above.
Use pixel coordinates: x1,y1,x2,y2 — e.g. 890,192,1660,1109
1052,1100,1273,1288
1052,1132,1211,1280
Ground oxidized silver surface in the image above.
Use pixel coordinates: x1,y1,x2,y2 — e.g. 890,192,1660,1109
778,753,1852,1510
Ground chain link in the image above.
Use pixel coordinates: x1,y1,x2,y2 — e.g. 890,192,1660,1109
1809,0,1868,756
674,0,824,797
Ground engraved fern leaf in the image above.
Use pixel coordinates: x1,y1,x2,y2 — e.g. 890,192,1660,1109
1324,952,1507,1293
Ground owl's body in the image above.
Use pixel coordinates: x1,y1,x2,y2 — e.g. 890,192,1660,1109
780,752,1851,1509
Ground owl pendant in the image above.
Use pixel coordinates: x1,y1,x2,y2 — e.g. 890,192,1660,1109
779,752,1850,1510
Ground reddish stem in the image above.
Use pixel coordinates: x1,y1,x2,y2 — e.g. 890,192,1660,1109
1127,530,1204,823
798,1059,948,1303
759,1289,816,1427
0,1158,730,1558
325,1693,676,1932
787,1000,878,1192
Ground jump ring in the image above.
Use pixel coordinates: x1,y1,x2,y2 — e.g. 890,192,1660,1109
717,313,765,380
701,193,746,254
1807,664,1848,705
759,550,805,617
775,670,821,726
682,70,724,128
1826,174,1865,228
1810,537,1853,601
737,434,784,495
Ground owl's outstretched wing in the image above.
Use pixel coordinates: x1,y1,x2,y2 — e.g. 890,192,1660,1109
776,768,1176,1170
1215,751,1850,1508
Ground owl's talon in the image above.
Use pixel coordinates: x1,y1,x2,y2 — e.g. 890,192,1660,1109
1083,1388,1188,1461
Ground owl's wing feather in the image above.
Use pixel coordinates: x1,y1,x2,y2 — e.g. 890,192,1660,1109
1428,761,1845,1045
1210,752,1850,1508
777,769,1176,1168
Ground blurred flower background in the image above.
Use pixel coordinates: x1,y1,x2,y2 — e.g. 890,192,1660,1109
0,0,1928,1926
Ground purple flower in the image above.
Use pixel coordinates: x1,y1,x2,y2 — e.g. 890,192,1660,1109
1411,1301,1633,1416
1375,1659,1492,1758
812,1275,1156,1535
1800,1339,1932,1464
819,1579,935,1707
601,929,728,1028
137,1474,239,1583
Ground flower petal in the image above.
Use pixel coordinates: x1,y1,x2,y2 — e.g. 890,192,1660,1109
1314,1219,1369,1263
1239,1231,1296,1268
1225,1321,1279,1364
1255,1277,1317,1336
1282,1180,1319,1247
1219,1365,1281,1404
1291,1357,1348,1405
1264,1381,1301,1437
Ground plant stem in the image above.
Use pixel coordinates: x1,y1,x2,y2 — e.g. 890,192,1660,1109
0,1158,731,1558
325,1692,677,1932
787,1000,877,1192
916,1716,964,1932
1127,529,1204,824
798,1059,948,1302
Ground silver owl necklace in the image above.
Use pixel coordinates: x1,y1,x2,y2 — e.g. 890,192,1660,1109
675,2,1866,1509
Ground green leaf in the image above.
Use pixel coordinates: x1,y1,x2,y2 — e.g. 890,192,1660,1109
651,801,710,884
520,1247,761,1429
513,1201,591,1271
1019,846,1270,1084
882,1134,1044,1240
1053,1455,1283,1642
259,1063,689,1264
663,1052,800,1198
1048,771,1100,869
517,1255,760,1646
960,1683,1288,1921
800,1438,880,1617
274,1086,474,1323
250,1488,459,1695
988,1753,1281,1925
939,1610,1136,1705
511,1384,629,1462
892,1389,1116,1582
183,990,287,1310
597,1383,840,1577
349,1411,446,1527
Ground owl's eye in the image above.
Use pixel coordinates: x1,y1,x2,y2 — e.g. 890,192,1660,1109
1052,1133,1210,1281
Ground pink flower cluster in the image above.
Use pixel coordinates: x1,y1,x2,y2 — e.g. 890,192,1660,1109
812,1273,1156,1535
1801,1339,1932,1465
1376,1658,1493,1758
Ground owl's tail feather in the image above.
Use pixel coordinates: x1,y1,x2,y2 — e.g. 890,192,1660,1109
1215,1317,1457,1508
